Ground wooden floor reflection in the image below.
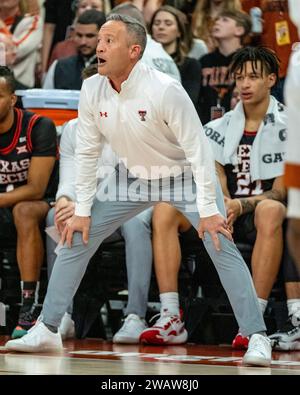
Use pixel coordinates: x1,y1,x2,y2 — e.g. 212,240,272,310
1,336,300,375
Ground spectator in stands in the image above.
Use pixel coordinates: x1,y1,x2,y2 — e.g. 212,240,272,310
41,0,74,76
131,0,163,26
241,0,299,103
43,9,106,90
6,14,272,367
76,0,106,14
192,0,242,52
131,0,208,60
0,66,58,339
0,0,43,88
110,3,181,82
0,32,16,66
198,9,251,124
46,64,153,343
149,5,202,108
269,0,300,351
48,0,106,69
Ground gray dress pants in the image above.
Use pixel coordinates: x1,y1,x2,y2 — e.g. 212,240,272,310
42,167,265,336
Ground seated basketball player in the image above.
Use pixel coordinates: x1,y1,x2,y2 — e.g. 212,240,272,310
0,66,58,339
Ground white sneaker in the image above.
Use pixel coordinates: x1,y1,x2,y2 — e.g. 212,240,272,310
113,314,147,344
59,313,75,340
5,320,63,353
269,314,300,350
243,334,272,367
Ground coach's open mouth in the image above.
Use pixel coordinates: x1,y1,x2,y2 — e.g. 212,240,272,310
98,57,106,65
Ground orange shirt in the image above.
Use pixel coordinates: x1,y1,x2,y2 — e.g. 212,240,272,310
241,0,298,78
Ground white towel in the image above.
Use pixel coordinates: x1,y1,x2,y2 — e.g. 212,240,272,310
203,96,287,181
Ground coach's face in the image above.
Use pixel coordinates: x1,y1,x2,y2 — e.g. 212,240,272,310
96,21,141,84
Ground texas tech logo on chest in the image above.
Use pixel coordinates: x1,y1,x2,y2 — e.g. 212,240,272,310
0,158,30,187
16,145,28,154
138,110,147,121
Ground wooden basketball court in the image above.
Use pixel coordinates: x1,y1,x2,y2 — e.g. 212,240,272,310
1,337,300,375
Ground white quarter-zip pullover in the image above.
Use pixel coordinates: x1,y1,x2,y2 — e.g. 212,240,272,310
75,61,218,218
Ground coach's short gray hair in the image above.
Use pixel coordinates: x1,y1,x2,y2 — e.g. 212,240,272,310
106,13,147,59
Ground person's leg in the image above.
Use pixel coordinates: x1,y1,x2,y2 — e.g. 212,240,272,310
45,207,75,338
112,208,153,344
282,245,300,320
173,180,265,338
46,207,126,339
13,201,50,282
231,200,285,349
251,200,286,301
41,198,154,329
45,207,58,281
5,165,158,352
173,179,271,365
121,207,153,318
287,188,300,273
5,195,154,351
141,176,265,347
11,201,51,337
269,190,300,350
152,203,191,296
285,282,300,321
288,219,300,272
269,251,300,350
139,203,193,345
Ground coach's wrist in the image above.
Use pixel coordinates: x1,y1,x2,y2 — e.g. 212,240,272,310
75,203,92,217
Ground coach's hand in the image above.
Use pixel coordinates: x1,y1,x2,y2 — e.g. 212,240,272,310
61,215,91,248
198,213,233,251
55,197,75,234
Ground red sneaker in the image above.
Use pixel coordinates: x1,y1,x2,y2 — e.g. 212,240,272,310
139,314,188,345
232,333,249,349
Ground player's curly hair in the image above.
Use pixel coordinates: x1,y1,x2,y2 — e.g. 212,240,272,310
230,46,280,83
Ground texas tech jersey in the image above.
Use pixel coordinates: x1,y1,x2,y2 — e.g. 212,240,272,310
225,131,274,198
0,108,57,194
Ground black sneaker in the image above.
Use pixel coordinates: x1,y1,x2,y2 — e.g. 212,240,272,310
11,305,41,339
269,314,300,351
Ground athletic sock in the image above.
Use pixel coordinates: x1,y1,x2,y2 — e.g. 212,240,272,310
159,292,180,316
258,298,268,315
21,281,39,310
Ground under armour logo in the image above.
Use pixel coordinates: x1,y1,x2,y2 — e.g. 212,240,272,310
19,136,26,143
138,110,147,121
16,145,28,154
100,111,108,117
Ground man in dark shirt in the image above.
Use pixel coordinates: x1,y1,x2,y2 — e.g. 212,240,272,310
42,0,75,74
0,66,58,339
198,10,251,124
43,9,106,90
